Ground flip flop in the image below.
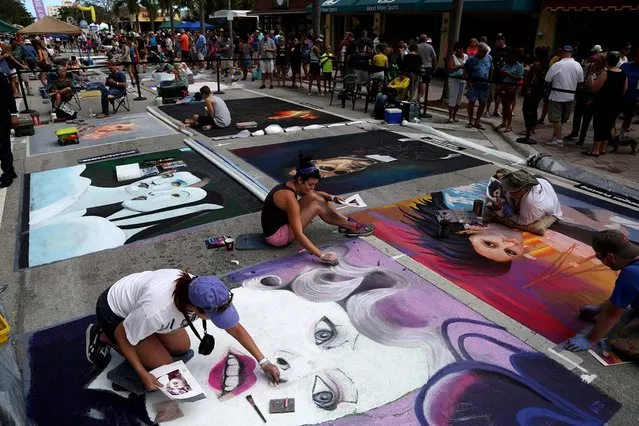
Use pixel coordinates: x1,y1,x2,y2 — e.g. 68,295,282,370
503,127,512,133
582,149,599,157
474,124,486,130
495,124,506,130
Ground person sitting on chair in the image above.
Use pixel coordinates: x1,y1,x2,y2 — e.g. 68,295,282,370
48,66,73,110
184,85,231,130
373,67,411,119
96,61,127,119
261,154,375,264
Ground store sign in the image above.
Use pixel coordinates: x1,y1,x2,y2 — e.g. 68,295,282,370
366,0,400,11
273,0,290,8
320,0,341,12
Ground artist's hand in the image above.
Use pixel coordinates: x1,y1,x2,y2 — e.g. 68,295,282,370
141,371,163,392
11,116,19,127
332,195,346,204
262,362,280,386
565,334,593,352
320,252,339,265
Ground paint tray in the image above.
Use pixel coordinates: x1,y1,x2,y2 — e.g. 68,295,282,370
269,398,295,414
0,314,10,344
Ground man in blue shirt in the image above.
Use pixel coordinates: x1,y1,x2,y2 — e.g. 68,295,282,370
620,48,639,140
464,42,492,130
566,230,639,351
96,61,127,118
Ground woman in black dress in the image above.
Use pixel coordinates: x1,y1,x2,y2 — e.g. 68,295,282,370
584,51,628,157
289,37,303,89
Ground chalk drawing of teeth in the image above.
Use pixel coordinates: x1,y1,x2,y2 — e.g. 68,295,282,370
208,349,257,400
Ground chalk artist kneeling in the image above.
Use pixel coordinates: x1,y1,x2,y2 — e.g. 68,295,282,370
184,85,231,131
86,270,280,392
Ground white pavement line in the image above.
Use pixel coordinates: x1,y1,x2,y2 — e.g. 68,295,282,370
146,106,194,137
547,347,597,384
402,121,525,165
183,138,268,202
362,235,559,355
0,187,6,229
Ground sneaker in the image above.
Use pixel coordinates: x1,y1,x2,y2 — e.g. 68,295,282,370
563,132,578,140
345,223,375,237
85,323,111,368
338,217,358,233
545,138,564,147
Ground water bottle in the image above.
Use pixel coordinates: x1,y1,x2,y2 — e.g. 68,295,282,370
50,112,57,122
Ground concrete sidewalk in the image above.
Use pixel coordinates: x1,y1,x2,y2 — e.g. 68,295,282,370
424,78,639,189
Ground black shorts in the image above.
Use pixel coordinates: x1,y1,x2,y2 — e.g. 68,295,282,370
323,72,332,80
197,115,221,128
310,63,321,76
96,287,124,345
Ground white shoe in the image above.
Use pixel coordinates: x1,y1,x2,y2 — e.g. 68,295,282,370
545,138,564,147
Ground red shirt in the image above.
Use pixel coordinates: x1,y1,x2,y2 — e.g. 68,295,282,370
178,34,189,52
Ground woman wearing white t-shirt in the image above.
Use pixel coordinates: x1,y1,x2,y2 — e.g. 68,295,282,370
85,269,280,392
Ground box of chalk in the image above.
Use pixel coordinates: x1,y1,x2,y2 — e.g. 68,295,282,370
269,398,295,414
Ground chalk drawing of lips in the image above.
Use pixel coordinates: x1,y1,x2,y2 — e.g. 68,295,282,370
208,349,257,399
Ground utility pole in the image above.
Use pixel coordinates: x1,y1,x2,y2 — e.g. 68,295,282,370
312,0,320,37
200,0,205,34
441,0,464,102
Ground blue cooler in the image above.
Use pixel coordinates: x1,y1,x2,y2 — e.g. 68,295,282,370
384,108,403,124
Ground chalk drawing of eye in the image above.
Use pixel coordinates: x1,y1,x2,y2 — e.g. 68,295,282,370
312,369,358,411
276,357,291,371
314,316,338,347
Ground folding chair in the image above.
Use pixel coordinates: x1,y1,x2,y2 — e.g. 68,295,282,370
329,74,357,110
112,91,130,114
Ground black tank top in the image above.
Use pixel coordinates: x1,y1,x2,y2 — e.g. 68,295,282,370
597,69,626,107
261,183,296,237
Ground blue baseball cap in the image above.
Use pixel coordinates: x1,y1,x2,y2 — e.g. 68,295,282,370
560,45,574,53
188,276,239,329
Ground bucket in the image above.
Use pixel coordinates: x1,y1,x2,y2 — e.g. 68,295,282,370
0,314,10,344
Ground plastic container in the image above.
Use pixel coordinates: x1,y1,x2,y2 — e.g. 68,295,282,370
384,108,403,125
0,314,10,344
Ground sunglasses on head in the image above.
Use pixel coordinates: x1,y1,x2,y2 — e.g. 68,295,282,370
212,291,234,313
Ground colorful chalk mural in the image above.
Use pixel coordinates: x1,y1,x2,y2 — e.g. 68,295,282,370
23,240,620,424
18,148,262,268
352,181,639,343
231,131,486,195
27,113,176,156
157,97,348,137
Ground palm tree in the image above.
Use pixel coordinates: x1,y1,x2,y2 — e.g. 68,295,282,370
158,0,175,32
141,0,159,31
127,0,141,32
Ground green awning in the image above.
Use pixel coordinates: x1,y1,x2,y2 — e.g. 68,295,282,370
0,19,17,33
308,0,536,13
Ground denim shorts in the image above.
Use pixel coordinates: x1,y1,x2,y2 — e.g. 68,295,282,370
466,83,489,103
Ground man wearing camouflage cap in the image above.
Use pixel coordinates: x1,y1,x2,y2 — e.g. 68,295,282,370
566,230,639,352
487,169,562,235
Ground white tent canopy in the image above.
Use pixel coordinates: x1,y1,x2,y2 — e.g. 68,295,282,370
211,10,252,18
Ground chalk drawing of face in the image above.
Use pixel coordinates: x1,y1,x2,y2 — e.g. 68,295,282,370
124,172,201,196
466,226,526,263
287,157,378,179
138,288,436,425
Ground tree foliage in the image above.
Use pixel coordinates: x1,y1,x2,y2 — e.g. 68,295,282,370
0,0,33,27
55,2,111,24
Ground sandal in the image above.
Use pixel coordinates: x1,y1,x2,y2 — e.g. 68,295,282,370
495,123,506,130
582,149,599,157
466,123,473,128
473,124,486,130
503,127,512,133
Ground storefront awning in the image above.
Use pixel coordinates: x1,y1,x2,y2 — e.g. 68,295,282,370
543,0,639,11
310,0,536,13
